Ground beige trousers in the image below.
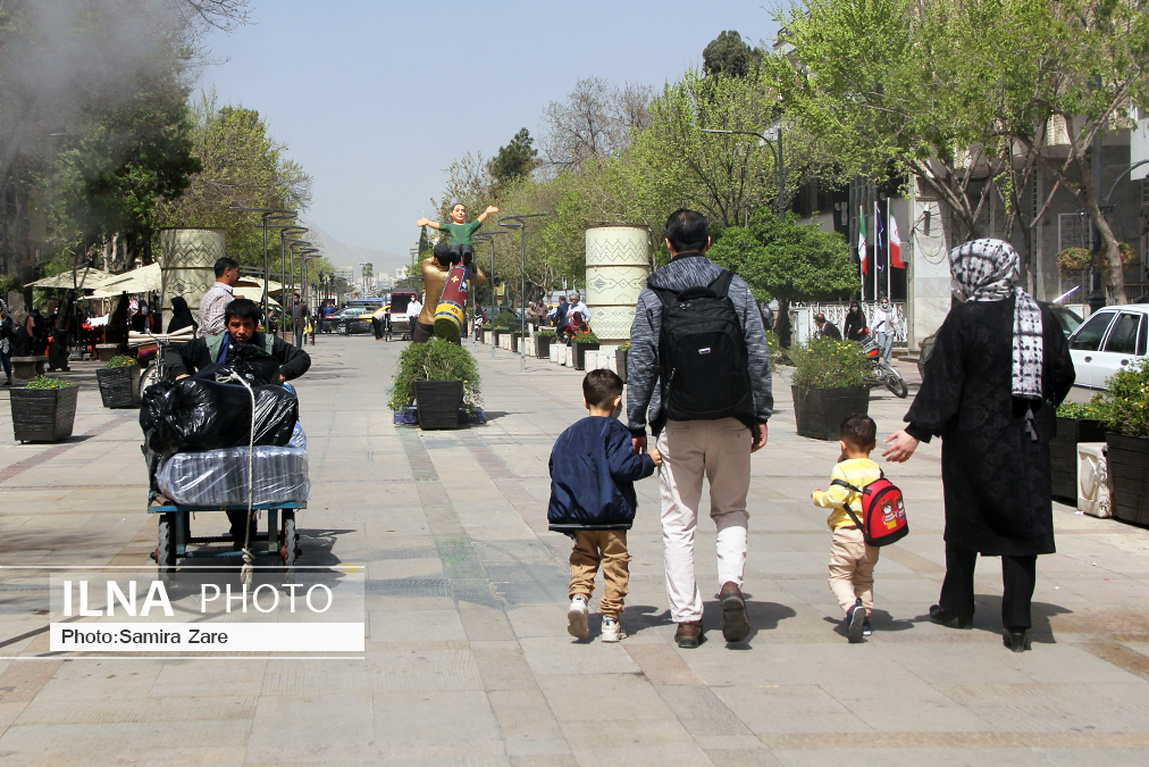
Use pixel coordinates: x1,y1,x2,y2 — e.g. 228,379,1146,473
828,526,879,613
569,530,630,618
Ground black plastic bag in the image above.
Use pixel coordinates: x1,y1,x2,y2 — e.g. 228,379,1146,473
140,377,298,456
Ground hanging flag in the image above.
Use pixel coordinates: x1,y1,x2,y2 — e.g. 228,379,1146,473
875,201,886,273
889,211,905,268
858,208,868,275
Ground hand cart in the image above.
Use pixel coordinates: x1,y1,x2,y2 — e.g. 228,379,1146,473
149,493,304,581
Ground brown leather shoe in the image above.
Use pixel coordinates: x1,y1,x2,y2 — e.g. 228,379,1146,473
720,581,750,642
675,620,704,648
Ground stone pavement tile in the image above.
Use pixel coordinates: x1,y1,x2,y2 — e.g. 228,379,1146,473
655,685,754,736
248,692,372,750
703,744,786,766
29,658,162,701
0,718,252,756
459,603,516,641
539,673,673,722
1010,642,1148,684
509,753,578,767
487,688,564,744
625,642,702,685
520,637,643,677
888,643,1032,685
363,648,484,692
559,719,706,763
470,641,538,691
151,659,268,697
15,694,257,725
367,555,444,582
768,746,1060,767
371,690,500,743
837,682,998,732
0,700,26,732
942,682,1149,733
713,685,870,734
369,608,467,643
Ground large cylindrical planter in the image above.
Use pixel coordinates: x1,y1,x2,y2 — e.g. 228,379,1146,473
584,226,651,346
159,228,226,328
791,385,870,441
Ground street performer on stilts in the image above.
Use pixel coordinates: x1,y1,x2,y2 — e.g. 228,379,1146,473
414,203,494,342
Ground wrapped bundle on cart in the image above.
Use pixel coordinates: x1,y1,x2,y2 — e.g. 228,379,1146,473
138,297,312,578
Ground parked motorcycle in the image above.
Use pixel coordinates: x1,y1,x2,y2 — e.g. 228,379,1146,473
860,336,909,398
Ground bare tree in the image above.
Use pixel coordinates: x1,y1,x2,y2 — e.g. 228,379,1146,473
540,77,653,171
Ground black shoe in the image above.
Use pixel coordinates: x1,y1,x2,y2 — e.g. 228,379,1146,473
846,599,866,643
929,604,973,629
1003,629,1030,652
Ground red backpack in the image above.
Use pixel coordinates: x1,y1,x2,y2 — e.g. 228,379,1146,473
831,472,909,547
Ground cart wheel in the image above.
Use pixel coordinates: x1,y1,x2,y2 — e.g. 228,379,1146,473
156,512,176,581
280,511,298,578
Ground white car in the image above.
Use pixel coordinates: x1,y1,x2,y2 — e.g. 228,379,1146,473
1067,304,1149,392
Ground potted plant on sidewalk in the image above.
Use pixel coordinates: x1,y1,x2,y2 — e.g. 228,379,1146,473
615,340,629,383
571,330,600,371
536,327,556,359
1051,399,1107,505
388,338,483,430
787,338,869,440
11,374,79,443
95,354,142,409
1095,358,1149,525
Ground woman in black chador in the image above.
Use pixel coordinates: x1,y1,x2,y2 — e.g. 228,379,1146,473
843,301,868,342
883,238,1074,652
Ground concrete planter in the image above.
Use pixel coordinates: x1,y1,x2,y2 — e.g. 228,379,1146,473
11,385,79,443
792,385,870,441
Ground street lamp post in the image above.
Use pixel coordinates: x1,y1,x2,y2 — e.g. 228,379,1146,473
278,227,308,339
474,231,510,360
284,237,311,342
300,250,321,344
498,213,550,373
700,126,784,219
227,206,296,314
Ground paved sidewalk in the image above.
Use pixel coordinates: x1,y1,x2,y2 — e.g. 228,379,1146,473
1,336,1148,765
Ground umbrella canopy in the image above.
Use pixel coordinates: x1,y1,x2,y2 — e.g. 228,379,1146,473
87,263,162,298
27,266,112,290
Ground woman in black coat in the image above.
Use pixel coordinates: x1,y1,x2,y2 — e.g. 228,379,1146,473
884,239,1074,652
167,296,198,335
843,301,868,342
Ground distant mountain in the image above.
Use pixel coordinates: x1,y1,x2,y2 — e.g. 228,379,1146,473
305,220,410,278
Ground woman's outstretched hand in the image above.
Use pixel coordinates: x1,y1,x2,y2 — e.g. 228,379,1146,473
882,429,919,463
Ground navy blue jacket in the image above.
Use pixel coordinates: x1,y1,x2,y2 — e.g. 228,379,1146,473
548,416,656,532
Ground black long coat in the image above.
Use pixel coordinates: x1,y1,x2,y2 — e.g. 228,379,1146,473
904,298,1075,556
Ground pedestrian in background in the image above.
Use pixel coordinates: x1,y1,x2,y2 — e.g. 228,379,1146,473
843,300,868,342
872,296,896,362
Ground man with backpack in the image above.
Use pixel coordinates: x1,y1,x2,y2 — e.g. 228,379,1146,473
626,209,773,649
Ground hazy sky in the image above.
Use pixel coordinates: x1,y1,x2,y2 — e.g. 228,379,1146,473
195,1,783,264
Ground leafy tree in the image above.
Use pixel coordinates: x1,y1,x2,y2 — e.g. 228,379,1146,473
487,128,538,195
702,30,762,79
709,210,856,346
155,94,312,267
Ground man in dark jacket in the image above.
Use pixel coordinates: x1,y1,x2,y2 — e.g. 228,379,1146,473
626,209,772,649
165,298,310,385
549,370,661,643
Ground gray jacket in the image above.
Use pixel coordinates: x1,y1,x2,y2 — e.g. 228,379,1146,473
626,252,773,437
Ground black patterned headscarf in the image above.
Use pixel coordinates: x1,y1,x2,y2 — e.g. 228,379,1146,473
949,238,1044,400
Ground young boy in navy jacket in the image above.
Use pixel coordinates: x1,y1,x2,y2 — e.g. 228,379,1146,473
549,369,662,642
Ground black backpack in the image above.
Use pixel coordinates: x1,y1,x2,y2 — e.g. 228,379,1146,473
653,270,753,424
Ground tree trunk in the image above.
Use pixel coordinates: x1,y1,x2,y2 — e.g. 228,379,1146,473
776,297,793,347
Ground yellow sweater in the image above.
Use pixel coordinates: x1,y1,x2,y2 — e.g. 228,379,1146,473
811,457,882,531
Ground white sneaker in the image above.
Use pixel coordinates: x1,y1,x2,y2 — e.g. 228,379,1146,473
567,595,589,639
601,615,626,643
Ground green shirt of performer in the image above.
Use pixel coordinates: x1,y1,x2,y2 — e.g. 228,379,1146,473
417,202,499,246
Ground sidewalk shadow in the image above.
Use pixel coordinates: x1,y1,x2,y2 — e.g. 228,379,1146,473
722,598,798,648
905,596,1073,645
822,608,914,639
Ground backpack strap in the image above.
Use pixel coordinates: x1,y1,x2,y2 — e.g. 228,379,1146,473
830,468,886,531
708,269,734,298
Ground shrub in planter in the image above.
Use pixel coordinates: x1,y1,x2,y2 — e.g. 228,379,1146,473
571,330,600,371
1051,399,1108,504
1094,359,1149,525
787,339,870,440
96,355,142,409
387,338,482,429
616,340,629,383
536,328,556,359
11,375,78,443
